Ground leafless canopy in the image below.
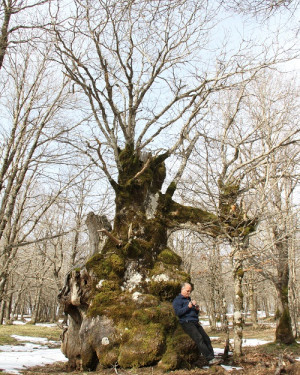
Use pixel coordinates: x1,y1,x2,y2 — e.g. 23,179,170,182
52,0,284,187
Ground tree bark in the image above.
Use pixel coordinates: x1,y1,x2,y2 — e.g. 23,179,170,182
231,237,246,357
58,147,256,370
31,287,42,324
247,273,258,329
58,149,242,369
274,228,295,344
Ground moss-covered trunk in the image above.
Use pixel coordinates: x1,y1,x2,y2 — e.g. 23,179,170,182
58,145,223,371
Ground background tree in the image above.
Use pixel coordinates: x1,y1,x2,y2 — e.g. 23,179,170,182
0,35,77,310
0,0,50,70
243,72,300,343
178,69,299,353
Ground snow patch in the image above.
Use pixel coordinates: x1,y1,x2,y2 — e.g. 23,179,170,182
12,335,57,345
35,323,58,327
221,364,243,371
0,348,67,374
229,338,272,346
0,336,67,375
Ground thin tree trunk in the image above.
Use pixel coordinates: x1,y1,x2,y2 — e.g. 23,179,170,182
31,287,42,324
274,231,295,344
263,297,270,318
232,237,246,357
248,274,258,329
288,227,298,338
51,294,57,323
4,292,12,322
0,300,5,324
20,298,25,321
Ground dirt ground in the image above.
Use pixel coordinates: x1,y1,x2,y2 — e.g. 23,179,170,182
19,346,300,375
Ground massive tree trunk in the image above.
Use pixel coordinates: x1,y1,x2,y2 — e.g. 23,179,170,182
58,146,255,371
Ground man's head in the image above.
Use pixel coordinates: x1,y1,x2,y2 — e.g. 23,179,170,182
181,282,192,297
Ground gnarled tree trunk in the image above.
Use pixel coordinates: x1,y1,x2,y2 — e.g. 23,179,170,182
58,148,217,370
58,147,255,370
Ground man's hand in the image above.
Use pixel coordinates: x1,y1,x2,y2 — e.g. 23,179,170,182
192,300,200,310
188,301,193,308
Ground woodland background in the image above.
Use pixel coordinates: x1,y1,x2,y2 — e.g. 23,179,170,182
0,0,299,347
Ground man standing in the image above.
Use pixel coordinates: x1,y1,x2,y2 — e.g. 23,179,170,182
172,282,222,366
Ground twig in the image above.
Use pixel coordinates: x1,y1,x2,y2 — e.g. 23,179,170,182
98,228,123,247
274,354,284,375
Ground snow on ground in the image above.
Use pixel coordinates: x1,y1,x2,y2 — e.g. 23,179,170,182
221,364,243,371
238,339,272,346
0,347,67,374
11,321,60,328
11,335,57,344
0,332,275,374
0,336,67,374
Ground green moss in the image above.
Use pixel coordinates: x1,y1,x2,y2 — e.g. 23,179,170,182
158,326,198,371
88,292,136,322
131,302,176,329
236,269,244,278
166,200,217,226
236,290,244,299
97,345,119,368
275,307,295,345
148,280,182,301
118,144,140,182
148,261,190,300
122,239,143,258
144,218,168,249
99,280,120,292
109,254,125,275
86,252,125,280
281,286,288,298
165,181,177,197
118,323,165,368
151,162,166,192
157,248,182,266
135,294,160,307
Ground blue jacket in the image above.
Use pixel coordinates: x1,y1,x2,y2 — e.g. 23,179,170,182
172,293,199,323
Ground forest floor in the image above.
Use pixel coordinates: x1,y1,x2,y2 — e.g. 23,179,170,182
0,320,300,375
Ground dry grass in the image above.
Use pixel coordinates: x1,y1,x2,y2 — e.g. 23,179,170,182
0,323,61,346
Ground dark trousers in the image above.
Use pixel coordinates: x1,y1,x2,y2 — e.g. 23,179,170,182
181,321,214,360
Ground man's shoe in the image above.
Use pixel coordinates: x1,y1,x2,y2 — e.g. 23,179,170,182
208,358,222,365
